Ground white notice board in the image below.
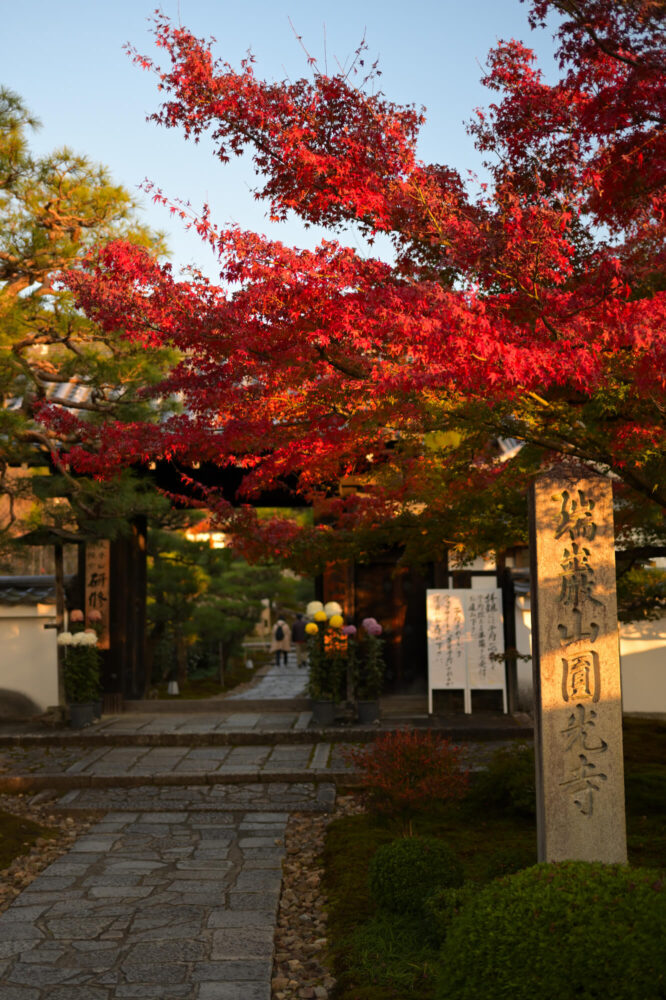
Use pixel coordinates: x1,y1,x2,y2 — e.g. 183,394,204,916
426,589,506,714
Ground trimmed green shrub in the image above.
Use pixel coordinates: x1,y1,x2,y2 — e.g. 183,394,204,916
474,844,533,881
467,741,535,817
369,836,464,917
437,862,666,1000
424,883,479,944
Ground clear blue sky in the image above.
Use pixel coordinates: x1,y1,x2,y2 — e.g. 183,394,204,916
2,1,559,277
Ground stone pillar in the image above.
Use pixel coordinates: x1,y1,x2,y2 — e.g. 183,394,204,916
529,471,627,863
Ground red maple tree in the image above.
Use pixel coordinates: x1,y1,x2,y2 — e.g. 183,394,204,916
59,0,665,568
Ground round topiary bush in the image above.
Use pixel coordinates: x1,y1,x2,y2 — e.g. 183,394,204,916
437,862,666,1000
369,836,464,917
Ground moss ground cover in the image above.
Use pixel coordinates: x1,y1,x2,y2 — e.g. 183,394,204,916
323,718,666,1000
624,717,666,869
0,810,57,871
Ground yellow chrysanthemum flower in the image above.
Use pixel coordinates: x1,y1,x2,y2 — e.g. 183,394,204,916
328,614,344,628
314,610,328,622
305,622,319,635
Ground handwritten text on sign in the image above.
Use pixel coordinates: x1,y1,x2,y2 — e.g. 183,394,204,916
85,540,110,650
426,589,506,713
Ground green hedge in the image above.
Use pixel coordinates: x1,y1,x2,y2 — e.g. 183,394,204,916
437,862,666,1000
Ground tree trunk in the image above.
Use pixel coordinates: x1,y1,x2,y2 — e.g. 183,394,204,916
218,640,225,688
176,633,188,688
54,542,66,707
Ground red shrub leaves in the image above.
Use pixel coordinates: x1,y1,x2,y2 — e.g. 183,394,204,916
344,729,469,829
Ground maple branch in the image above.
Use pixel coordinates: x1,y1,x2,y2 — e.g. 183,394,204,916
315,345,368,379
507,416,666,509
409,184,452,247
551,1,644,69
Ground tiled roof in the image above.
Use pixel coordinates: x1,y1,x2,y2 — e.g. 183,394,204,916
0,576,56,606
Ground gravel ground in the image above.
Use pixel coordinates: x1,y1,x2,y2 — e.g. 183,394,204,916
0,791,103,915
272,794,364,1000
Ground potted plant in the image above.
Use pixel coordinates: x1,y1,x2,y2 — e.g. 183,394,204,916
355,617,385,724
58,612,101,728
305,602,346,725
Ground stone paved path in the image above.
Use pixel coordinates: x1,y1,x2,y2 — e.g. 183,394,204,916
224,653,307,702
0,741,510,785
0,807,288,999
0,686,529,1000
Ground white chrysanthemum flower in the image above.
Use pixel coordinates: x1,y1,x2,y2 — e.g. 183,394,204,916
306,600,324,616
57,631,74,646
70,631,98,646
324,601,342,617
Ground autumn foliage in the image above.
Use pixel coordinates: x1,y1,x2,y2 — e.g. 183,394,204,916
59,1,665,565
344,730,469,829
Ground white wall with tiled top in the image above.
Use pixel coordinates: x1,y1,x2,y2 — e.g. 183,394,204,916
0,603,59,714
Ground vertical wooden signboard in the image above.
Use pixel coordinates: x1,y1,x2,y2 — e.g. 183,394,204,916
530,472,627,863
427,589,506,714
85,540,111,650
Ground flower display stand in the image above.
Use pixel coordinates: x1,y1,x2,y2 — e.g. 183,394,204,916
311,699,337,726
69,702,94,729
357,699,380,724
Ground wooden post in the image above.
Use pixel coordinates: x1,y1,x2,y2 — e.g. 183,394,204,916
53,542,66,707
500,567,518,715
529,471,627,863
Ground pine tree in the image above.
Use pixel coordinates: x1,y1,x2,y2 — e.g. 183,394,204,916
0,88,176,555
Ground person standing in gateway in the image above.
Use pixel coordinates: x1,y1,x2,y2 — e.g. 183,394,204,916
291,612,308,668
271,617,291,667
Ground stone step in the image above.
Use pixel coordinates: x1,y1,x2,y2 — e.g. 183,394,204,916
0,770,354,795
123,697,311,713
51,781,337,813
0,715,533,748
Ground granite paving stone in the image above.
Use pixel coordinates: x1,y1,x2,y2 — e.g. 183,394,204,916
191,960,272,981
225,651,306,701
198,982,269,1000
210,928,274,960
1,808,288,998
185,748,233,761
310,742,332,769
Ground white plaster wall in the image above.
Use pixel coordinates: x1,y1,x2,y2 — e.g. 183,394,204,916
619,617,666,714
515,600,534,712
0,604,58,714
512,598,666,715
